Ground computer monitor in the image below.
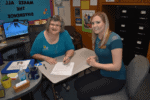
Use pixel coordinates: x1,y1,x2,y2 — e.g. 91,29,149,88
2,20,29,39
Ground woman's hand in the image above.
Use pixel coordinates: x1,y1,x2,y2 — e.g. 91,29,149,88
63,56,71,64
45,57,57,65
86,56,97,66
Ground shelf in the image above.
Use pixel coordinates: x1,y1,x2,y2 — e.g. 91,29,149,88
102,2,150,6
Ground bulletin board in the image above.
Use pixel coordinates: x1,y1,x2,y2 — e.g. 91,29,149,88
70,0,100,50
0,0,51,25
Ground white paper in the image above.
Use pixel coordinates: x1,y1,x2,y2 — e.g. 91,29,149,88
90,0,97,6
73,0,80,7
51,62,74,76
7,60,30,70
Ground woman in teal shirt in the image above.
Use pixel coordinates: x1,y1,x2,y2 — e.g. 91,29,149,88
30,15,75,64
74,12,126,100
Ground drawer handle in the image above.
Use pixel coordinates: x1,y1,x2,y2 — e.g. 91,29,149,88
139,17,146,20
121,24,125,27
141,11,146,14
122,10,127,13
138,33,145,35
139,26,144,30
137,41,142,44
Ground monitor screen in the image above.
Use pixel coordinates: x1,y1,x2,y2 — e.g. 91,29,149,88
3,20,29,39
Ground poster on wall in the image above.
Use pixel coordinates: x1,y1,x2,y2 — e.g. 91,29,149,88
75,18,82,26
0,0,51,25
82,10,95,33
75,8,80,17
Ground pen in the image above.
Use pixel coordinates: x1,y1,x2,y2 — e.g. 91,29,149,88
43,64,47,70
63,57,71,63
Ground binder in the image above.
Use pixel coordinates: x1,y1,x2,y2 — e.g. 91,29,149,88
1,59,35,74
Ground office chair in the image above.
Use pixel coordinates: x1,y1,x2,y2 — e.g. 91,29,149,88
91,55,150,100
1,42,26,61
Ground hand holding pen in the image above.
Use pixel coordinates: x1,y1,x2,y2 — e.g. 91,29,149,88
63,56,71,65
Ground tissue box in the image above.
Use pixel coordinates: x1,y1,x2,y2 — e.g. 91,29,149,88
13,80,30,93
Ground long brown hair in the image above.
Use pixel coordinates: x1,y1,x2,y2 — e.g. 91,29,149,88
91,12,111,50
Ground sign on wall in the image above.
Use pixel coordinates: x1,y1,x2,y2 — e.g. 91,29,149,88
0,0,51,25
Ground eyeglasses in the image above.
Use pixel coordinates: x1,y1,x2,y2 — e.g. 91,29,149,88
50,24,61,27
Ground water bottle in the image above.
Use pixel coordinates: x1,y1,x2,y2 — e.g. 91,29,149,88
18,64,26,81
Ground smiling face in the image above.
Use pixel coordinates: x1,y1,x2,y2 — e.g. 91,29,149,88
91,15,105,35
49,20,61,35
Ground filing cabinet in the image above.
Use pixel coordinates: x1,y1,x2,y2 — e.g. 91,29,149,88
115,5,150,65
136,6,150,25
116,6,135,22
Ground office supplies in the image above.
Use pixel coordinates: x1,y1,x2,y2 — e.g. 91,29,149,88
51,62,74,76
43,64,47,70
35,62,42,67
63,57,71,64
1,59,35,74
7,73,18,80
13,80,30,93
7,60,30,70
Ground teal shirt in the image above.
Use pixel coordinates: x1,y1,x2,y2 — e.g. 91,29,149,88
95,32,126,80
30,30,75,62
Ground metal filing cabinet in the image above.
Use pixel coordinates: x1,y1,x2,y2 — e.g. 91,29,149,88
115,5,150,65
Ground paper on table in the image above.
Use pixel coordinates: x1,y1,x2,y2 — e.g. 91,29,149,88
7,60,30,70
51,62,74,76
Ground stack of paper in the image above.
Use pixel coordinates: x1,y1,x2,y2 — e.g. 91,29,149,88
7,73,18,80
51,62,74,76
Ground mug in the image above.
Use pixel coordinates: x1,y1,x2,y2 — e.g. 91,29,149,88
28,67,39,80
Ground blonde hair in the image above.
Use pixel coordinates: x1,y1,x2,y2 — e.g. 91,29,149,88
45,15,65,33
91,12,111,50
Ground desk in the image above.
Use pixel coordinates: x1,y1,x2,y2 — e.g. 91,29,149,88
39,48,95,100
0,36,31,60
0,61,42,100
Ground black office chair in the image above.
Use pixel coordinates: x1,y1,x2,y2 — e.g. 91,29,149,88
1,42,26,61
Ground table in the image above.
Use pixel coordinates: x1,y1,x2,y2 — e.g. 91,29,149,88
0,61,42,100
38,48,95,100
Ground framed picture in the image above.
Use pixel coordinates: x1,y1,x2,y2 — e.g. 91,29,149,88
75,8,80,17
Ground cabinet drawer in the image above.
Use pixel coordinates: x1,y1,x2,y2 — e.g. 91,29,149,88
134,51,147,57
116,6,135,21
136,6,150,24
135,32,148,40
135,24,148,33
116,22,129,30
134,38,149,48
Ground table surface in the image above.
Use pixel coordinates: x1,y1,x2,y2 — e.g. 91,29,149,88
0,61,42,100
39,48,95,84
